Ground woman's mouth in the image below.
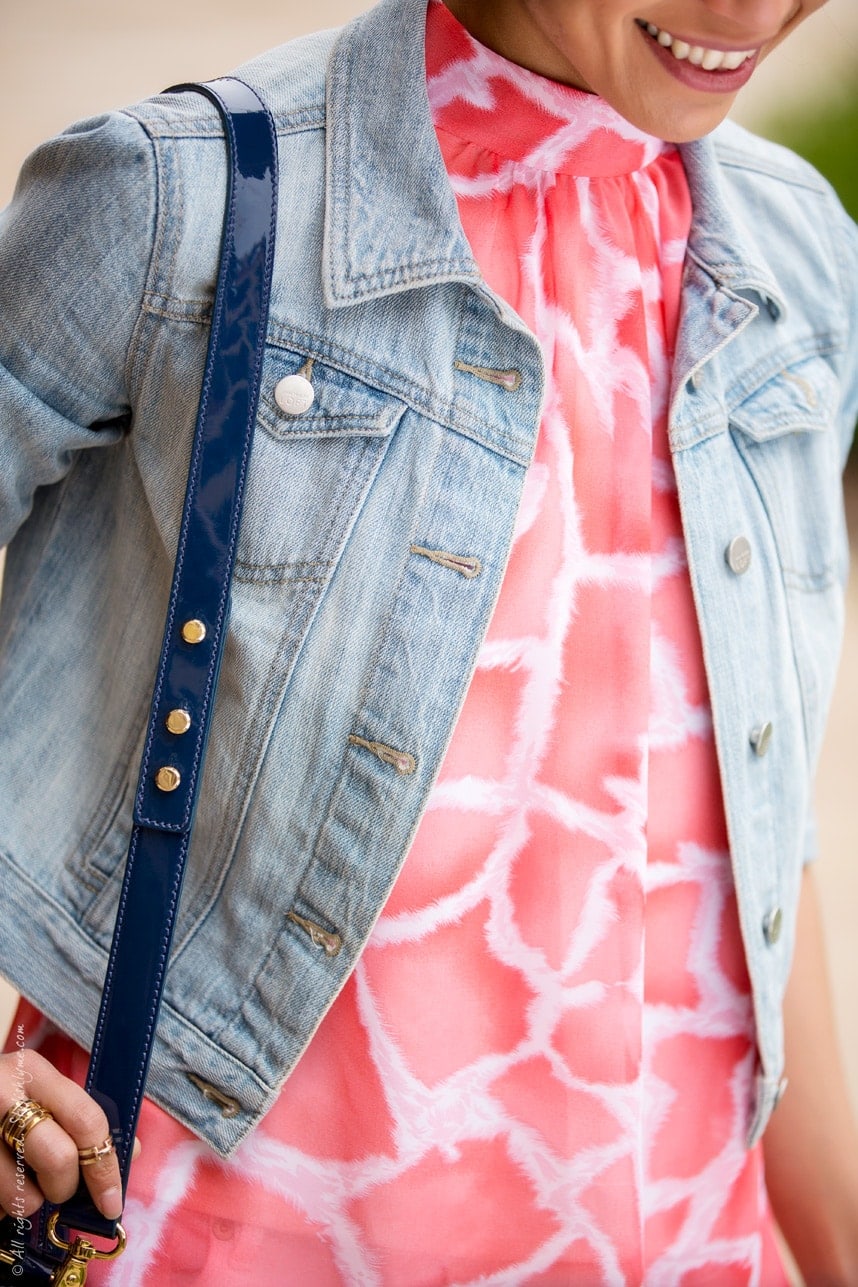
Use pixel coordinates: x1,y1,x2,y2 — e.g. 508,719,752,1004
636,18,761,92
637,20,757,71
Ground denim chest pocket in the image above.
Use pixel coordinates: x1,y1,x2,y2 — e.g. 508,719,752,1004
235,349,405,579
729,353,846,591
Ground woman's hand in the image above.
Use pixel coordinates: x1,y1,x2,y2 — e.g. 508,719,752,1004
0,1049,125,1221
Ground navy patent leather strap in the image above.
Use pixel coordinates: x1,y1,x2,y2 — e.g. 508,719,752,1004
55,76,278,1240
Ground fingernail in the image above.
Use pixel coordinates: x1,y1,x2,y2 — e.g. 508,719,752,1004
132,1136,142,1160
101,1187,123,1219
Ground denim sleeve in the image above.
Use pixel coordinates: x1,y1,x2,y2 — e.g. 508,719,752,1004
834,200,858,468
0,110,157,548
804,202,858,865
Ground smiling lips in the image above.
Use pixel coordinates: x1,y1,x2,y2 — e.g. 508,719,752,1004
637,20,757,71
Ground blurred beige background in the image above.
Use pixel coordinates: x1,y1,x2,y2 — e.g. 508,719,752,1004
2,0,858,190
1,0,856,1147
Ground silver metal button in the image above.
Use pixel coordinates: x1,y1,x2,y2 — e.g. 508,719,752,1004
763,907,783,946
274,374,315,416
725,535,752,575
750,722,773,757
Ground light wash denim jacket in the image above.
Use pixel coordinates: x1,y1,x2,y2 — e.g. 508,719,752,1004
1,0,857,1156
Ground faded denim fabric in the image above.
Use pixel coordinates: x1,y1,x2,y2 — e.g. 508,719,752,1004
0,0,856,1155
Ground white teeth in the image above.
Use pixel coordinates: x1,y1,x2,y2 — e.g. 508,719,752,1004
641,20,755,72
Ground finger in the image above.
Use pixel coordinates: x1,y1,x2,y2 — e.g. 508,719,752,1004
46,1099,123,1221
0,1132,46,1218
0,1051,123,1220
72,1139,123,1221
18,1116,80,1207
132,1136,141,1161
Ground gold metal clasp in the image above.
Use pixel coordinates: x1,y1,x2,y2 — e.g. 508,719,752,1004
47,1212,127,1286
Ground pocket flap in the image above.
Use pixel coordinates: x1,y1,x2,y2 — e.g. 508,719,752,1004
258,350,401,441
730,354,838,441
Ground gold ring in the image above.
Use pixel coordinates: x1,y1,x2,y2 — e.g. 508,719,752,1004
0,1099,54,1154
78,1137,115,1167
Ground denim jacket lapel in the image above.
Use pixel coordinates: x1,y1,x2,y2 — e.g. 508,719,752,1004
323,0,481,308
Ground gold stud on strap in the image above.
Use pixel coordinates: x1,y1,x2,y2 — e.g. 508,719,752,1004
165,708,192,736
155,766,181,793
181,619,206,644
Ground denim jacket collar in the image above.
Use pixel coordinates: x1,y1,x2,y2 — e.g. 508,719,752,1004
324,0,787,323
680,135,786,320
324,0,481,307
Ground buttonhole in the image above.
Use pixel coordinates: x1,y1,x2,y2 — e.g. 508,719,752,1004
410,545,482,579
186,1073,241,1118
286,909,343,957
347,733,416,776
453,359,522,392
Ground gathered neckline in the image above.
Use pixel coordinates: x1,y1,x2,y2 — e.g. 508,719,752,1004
427,0,675,179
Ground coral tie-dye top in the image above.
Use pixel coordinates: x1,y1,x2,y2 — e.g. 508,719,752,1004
9,3,791,1283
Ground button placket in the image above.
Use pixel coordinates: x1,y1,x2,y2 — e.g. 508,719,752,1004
724,530,780,955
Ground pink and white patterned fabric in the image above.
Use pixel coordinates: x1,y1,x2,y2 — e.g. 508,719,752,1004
7,3,790,1281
